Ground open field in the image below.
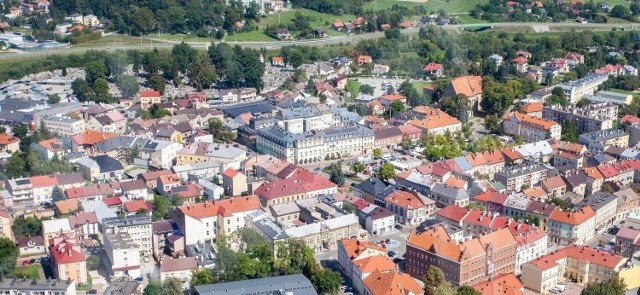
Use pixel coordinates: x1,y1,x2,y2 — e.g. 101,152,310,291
75,34,152,47
362,0,488,13
411,81,430,93
14,265,41,279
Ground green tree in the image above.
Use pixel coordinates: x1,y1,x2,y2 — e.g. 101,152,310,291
152,195,171,221
576,98,592,108
484,114,502,134
423,265,446,295
329,162,345,186
87,255,100,271
610,5,632,20
147,75,166,94
116,75,140,98
373,148,382,158
71,78,95,102
457,286,481,295
546,87,569,106
581,274,626,295
13,216,43,237
0,127,6,134
312,269,342,295
360,84,374,95
0,237,18,278
190,268,213,287
390,100,405,115
399,80,427,107
12,124,29,139
209,118,236,142
51,186,66,202
6,152,26,178
350,161,365,174
136,109,153,120
161,277,183,295
377,163,396,181
47,94,60,104
171,195,185,206
143,282,161,295
149,104,171,118
547,197,570,211
85,61,107,85
561,119,579,143
188,51,217,91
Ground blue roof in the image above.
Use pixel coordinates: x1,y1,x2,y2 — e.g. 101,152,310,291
453,156,473,171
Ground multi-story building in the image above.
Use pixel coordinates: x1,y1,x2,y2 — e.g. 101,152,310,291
585,90,633,105
556,74,609,104
285,214,361,252
522,245,628,293
6,173,84,207
573,191,618,231
254,169,336,206
542,103,618,133
103,232,141,279
578,128,630,153
494,161,548,193
257,125,374,165
548,206,595,245
337,239,388,283
514,228,549,275
176,142,247,165
406,226,516,286
218,88,257,104
101,214,152,257
49,234,88,285
383,190,435,225
502,112,561,143
174,196,261,245
139,90,161,109
408,107,463,135
276,105,334,133
42,116,86,136
615,227,640,258
160,257,197,291
0,279,76,295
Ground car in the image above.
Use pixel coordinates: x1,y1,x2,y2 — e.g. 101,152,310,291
21,260,29,266
393,258,402,263
314,167,320,171
40,201,52,208
380,240,385,245
388,250,397,257
385,238,391,244
134,277,143,283
394,224,403,230
29,259,36,265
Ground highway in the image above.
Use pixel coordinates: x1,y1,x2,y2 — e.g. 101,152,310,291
0,22,638,61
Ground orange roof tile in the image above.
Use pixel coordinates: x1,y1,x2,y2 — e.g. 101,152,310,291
140,90,161,97
478,228,517,250
583,166,604,179
380,94,406,101
472,274,524,295
407,226,484,261
436,205,469,223
177,196,260,219
29,174,58,188
0,134,19,145
503,111,558,131
339,239,387,261
450,76,483,97
523,186,547,198
354,256,397,273
526,244,625,271
520,102,543,113
70,130,116,146
409,108,461,130
55,199,80,215
549,206,595,225
272,56,284,62
38,138,63,152
542,176,566,190
223,168,239,178
363,270,423,295
384,190,430,210
444,176,467,189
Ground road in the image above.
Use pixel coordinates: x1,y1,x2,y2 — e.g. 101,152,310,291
1,22,638,61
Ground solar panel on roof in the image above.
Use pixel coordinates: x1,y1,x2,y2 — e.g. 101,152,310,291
145,142,159,149
172,186,188,193
15,179,30,185
51,143,61,149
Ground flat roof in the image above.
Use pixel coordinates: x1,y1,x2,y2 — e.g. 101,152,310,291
194,274,317,295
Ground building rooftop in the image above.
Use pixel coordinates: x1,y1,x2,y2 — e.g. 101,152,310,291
526,244,626,271
0,279,74,291
194,274,317,295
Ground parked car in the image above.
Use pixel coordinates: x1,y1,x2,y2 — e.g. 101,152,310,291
21,260,29,266
28,259,36,265
388,250,397,257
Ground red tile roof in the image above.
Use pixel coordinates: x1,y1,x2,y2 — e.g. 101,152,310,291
408,226,484,261
49,236,85,264
161,257,197,272
621,115,640,125
423,63,443,72
140,90,161,97
503,111,559,131
520,102,543,113
363,270,423,295
177,196,260,219
549,206,595,225
103,196,123,206
70,130,116,145
436,205,469,223
255,169,336,200
526,244,625,271
472,274,524,295
449,76,483,97
29,174,58,188
124,200,154,213
384,190,431,210
0,134,19,145
223,168,239,178
380,94,406,101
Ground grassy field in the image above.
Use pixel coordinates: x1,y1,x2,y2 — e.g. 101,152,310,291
261,9,355,28
14,265,41,279
610,88,640,99
411,81,430,93
75,34,151,47
362,0,488,13
227,31,278,42
362,0,429,11
455,15,487,24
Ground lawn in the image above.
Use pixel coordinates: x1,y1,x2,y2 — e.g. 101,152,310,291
363,0,489,13
411,81,430,93
14,264,41,279
261,9,355,28
609,89,640,99
455,15,487,24
75,34,151,47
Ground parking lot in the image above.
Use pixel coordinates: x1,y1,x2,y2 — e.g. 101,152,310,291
353,77,410,97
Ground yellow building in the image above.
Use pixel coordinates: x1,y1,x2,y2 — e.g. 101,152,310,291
49,234,88,285
176,142,246,165
522,245,627,294
0,211,13,241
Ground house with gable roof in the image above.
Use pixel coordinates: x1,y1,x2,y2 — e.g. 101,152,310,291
443,76,483,116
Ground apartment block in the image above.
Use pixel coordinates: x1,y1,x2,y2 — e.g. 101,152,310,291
542,103,618,133
502,112,561,143
101,214,152,257
383,190,435,225
494,161,548,193
276,105,334,133
285,214,361,252
254,169,337,206
578,128,630,153
556,74,608,104
0,279,76,295
548,206,595,245
42,116,86,136
103,232,141,279
49,234,88,285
